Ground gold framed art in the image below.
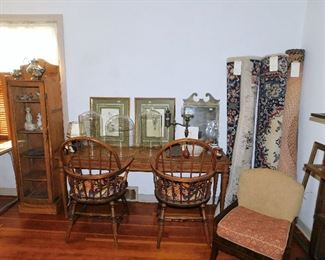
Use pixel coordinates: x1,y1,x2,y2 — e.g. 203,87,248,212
135,97,175,146
90,97,131,145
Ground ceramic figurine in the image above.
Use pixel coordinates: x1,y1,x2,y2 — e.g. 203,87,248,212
11,69,22,80
36,112,42,130
24,107,35,131
26,59,45,80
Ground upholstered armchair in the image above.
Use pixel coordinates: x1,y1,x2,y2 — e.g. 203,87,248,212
151,138,217,248
210,168,304,260
60,136,133,244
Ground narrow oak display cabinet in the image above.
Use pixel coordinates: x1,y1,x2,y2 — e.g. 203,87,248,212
4,60,64,214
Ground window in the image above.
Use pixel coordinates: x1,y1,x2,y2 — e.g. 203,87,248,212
0,15,65,140
0,73,10,140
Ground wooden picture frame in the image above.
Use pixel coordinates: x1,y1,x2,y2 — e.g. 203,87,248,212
135,97,175,146
90,97,130,145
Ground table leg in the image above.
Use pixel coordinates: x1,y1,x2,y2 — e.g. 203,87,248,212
220,166,229,211
212,173,218,205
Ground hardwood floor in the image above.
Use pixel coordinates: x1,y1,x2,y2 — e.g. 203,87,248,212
0,198,306,259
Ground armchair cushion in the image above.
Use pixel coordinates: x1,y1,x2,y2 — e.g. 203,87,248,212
217,206,291,260
238,168,304,222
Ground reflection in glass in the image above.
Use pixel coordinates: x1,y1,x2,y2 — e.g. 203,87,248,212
140,108,163,148
205,120,219,146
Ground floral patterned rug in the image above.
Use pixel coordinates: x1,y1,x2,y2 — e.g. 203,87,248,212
226,61,241,161
254,55,289,169
225,57,261,206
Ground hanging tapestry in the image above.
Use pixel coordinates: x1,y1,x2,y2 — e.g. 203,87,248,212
225,57,261,206
226,60,241,161
278,49,305,178
254,54,289,169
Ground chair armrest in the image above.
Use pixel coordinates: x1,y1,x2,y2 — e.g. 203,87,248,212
119,156,135,180
151,165,216,183
63,156,134,180
121,156,134,171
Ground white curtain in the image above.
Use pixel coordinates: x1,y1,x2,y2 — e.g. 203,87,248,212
0,22,59,72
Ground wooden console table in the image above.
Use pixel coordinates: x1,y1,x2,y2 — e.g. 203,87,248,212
59,145,230,217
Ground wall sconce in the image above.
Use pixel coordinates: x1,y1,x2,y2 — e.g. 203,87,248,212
165,108,193,138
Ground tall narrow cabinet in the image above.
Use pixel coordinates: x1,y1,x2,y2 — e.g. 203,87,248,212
4,60,64,214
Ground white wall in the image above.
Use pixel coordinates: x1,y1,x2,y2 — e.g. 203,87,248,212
0,152,16,195
0,0,311,212
296,0,325,237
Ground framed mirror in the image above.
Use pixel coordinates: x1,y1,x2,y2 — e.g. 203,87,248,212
183,93,220,144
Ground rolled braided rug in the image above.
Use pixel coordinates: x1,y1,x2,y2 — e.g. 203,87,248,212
278,49,305,178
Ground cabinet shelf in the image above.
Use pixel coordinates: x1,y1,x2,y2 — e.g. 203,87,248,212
15,99,40,103
17,129,43,134
24,190,49,200
22,154,45,159
21,148,44,158
23,170,47,182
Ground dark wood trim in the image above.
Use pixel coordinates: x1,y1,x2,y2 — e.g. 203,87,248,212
294,224,310,255
311,113,325,119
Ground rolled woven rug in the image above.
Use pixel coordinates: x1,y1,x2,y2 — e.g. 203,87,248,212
226,60,241,161
278,49,305,178
254,54,289,169
225,57,261,206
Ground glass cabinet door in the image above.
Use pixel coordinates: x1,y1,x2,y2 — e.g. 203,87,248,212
8,83,49,202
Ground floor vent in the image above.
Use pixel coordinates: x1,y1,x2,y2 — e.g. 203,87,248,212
125,186,138,201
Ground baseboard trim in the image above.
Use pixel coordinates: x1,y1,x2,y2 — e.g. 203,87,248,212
138,194,157,203
0,188,17,196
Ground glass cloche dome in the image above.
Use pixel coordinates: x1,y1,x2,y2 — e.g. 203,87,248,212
105,115,135,147
78,110,102,138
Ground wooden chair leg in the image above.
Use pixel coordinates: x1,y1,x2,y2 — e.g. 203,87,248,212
201,204,211,246
110,201,118,245
65,201,77,242
156,201,162,217
210,237,219,260
157,203,166,249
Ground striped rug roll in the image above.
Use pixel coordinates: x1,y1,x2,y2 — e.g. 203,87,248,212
226,60,241,161
225,57,261,206
278,49,305,178
254,54,289,169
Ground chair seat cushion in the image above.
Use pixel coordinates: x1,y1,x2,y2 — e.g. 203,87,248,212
70,176,126,200
155,179,210,204
217,206,291,260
